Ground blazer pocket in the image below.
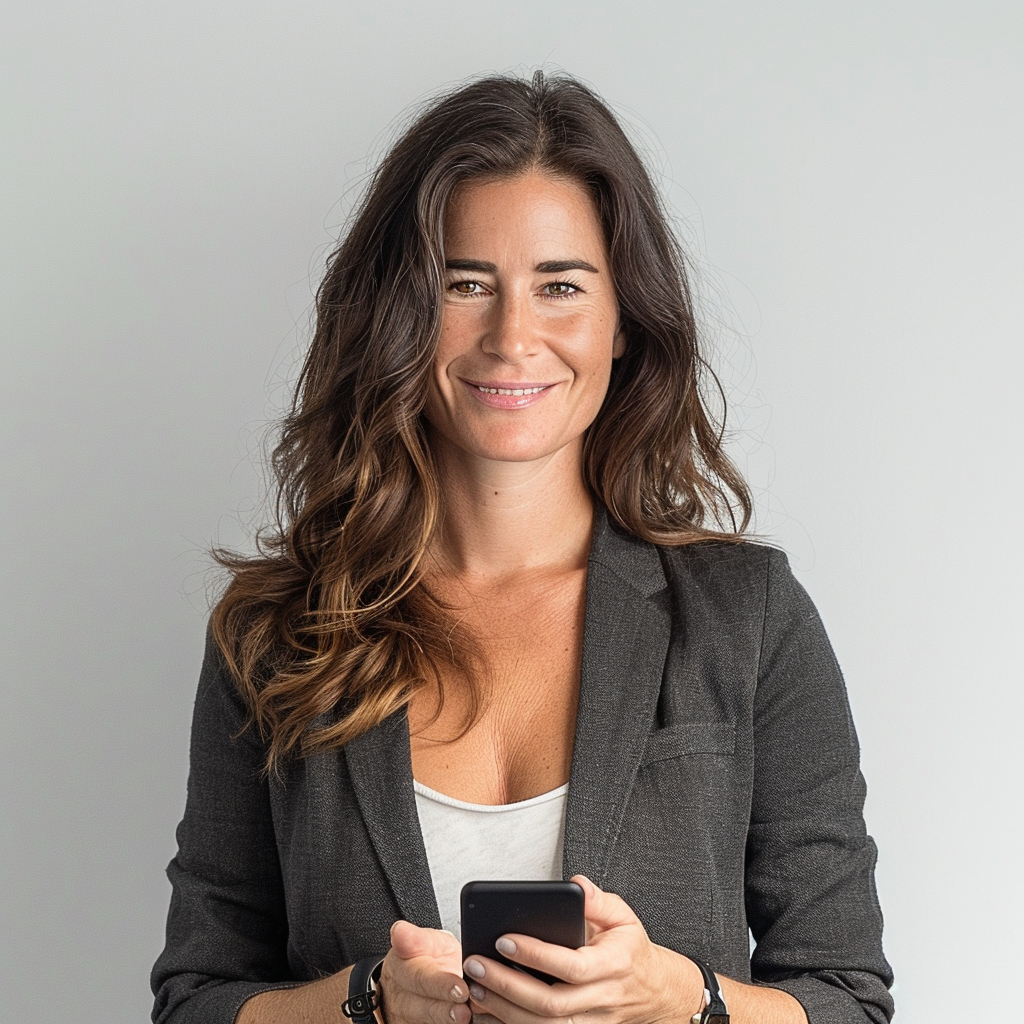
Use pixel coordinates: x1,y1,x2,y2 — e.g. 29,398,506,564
640,722,736,765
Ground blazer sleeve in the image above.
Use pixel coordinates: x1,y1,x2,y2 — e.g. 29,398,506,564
745,549,894,1024
150,628,299,1024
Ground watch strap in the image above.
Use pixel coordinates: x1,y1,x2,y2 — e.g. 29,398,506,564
342,955,385,1024
689,959,729,1024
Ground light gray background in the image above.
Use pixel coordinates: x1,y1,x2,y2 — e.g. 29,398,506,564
2,3,1020,1022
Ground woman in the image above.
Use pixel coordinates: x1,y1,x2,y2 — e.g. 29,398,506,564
152,72,893,1024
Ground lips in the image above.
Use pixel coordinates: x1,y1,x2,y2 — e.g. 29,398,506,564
461,378,556,409
463,379,554,393
473,384,546,396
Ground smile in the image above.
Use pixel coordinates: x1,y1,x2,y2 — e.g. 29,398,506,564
461,379,556,410
475,386,547,396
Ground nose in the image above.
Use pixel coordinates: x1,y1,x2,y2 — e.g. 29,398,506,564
480,288,539,363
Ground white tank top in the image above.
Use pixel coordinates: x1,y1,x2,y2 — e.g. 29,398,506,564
413,780,569,940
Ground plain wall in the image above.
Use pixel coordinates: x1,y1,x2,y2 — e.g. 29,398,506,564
2,3,1021,1021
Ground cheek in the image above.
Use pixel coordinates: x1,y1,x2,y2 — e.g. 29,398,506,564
422,331,474,434
567,322,618,383
580,334,618,414
422,365,449,428
429,322,463,394
437,302,478,351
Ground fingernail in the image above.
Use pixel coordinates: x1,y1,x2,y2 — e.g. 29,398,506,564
449,1010,457,1022
469,983,486,1001
450,985,465,1001
495,937,516,956
464,958,485,978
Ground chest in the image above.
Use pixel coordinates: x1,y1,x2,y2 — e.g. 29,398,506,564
408,569,586,804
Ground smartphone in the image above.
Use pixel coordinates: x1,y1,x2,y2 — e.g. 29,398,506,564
460,880,586,985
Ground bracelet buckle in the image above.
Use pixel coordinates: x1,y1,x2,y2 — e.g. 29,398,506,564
342,989,380,1020
342,955,385,1024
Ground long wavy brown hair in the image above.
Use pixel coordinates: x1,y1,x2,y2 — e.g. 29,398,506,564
212,71,753,771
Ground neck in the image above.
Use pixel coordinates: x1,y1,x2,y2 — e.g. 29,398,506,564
426,436,595,578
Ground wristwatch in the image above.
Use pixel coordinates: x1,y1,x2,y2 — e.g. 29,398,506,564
342,955,385,1024
689,960,729,1024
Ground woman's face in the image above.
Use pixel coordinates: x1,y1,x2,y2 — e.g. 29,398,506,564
424,171,624,470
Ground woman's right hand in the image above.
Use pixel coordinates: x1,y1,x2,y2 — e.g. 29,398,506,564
379,920,472,1024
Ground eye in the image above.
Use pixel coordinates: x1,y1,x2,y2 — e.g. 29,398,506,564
542,280,581,298
448,279,489,297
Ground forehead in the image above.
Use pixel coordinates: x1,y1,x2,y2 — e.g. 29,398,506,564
443,172,607,261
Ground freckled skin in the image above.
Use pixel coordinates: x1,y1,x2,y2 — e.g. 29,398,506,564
423,171,625,472
410,171,626,809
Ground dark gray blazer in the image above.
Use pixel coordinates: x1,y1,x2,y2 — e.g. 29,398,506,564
152,514,894,1024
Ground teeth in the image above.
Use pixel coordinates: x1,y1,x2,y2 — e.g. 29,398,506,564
476,386,545,396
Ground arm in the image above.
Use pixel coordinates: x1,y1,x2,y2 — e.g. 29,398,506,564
151,628,298,1024
235,969,352,1024
237,923,471,1024
743,549,894,1023
152,629,473,1024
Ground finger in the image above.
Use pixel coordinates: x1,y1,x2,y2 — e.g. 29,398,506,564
381,986,472,1024
498,900,649,985
571,875,638,932
469,975,589,1024
464,955,592,1019
468,982,533,1024
391,920,463,962
382,950,469,1004
494,933,601,986
496,929,641,989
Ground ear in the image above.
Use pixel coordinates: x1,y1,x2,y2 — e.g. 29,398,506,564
612,320,626,359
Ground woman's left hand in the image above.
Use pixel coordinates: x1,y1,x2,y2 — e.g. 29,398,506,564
462,875,703,1024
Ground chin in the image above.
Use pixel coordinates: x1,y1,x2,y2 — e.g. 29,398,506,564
468,435,580,466
428,418,583,467
465,442,553,464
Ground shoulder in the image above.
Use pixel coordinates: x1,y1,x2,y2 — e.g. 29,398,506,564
655,537,793,620
591,509,784,592
591,511,797,621
657,536,783,578
189,622,268,759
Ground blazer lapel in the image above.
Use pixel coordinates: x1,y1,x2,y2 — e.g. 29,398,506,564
344,710,442,928
563,511,672,886
340,511,670,918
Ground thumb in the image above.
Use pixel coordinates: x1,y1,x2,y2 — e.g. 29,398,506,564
390,920,460,962
571,874,638,933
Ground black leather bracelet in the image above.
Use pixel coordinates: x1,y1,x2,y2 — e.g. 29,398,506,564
342,955,385,1024
689,959,729,1024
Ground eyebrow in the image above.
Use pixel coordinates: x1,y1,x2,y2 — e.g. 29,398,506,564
444,258,600,274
